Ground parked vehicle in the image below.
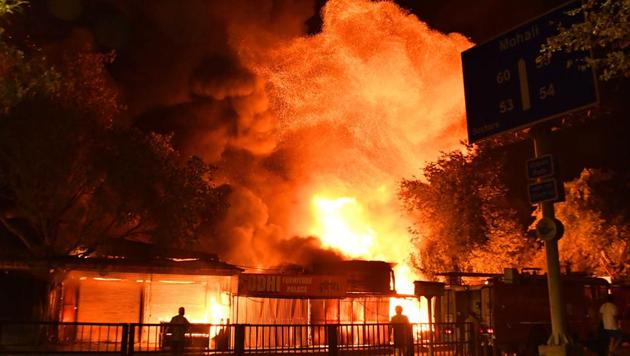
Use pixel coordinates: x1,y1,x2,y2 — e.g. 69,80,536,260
432,268,610,355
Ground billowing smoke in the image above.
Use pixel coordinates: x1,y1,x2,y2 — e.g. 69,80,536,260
126,0,471,268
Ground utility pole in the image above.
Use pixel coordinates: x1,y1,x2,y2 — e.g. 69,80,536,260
532,126,571,356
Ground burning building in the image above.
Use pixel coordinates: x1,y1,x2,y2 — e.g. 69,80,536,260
126,0,470,324
58,258,408,328
0,241,243,325
0,245,241,349
233,260,398,325
60,262,239,326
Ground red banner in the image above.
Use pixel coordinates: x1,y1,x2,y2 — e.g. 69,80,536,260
237,274,348,298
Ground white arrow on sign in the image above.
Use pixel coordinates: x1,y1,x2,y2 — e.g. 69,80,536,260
517,58,531,111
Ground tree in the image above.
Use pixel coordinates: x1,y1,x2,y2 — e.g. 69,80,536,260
0,1,227,258
95,129,228,251
0,70,227,259
401,148,484,275
539,0,630,81
469,183,539,273
400,143,534,277
0,1,61,113
551,169,629,278
0,96,101,255
0,0,229,321
0,2,120,255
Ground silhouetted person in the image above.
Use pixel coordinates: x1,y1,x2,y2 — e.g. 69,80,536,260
465,311,481,355
169,307,190,355
465,310,481,335
390,305,413,356
213,318,229,351
599,294,622,355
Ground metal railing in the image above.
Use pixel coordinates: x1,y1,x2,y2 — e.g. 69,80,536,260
0,321,476,355
0,321,127,353
130,323,234,353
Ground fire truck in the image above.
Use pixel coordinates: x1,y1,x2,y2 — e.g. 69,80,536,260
432,268,613,355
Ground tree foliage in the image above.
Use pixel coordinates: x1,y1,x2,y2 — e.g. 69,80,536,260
539,0,630,81
0,47,59,112
400,143,534,277
0,1,227,258
0,97,226,256
402,142,630,280
0,0,26,16
552,169,630,278
96,130,227,250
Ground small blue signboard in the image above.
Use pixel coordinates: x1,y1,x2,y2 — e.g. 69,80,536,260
462,1,598,143
528,179,560,204
527,154,554,180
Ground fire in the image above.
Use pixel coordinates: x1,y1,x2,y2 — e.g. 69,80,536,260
309,192,426,322
309,195,375,257
390,265,428,323
157,295,230,338
205,295,230,325
239,0,471,323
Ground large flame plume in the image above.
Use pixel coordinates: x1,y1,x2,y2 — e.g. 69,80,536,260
128,0,471,323
238,0,471,321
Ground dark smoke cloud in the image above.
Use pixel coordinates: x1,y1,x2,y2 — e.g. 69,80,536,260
107,0,341,267
110,0,314,116
200,185,344,267
135,100,236,163
191,56,257,100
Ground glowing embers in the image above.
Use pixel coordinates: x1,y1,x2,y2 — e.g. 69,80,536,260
309,195,375,257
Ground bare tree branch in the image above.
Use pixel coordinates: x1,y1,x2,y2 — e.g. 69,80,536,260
0,215,34,252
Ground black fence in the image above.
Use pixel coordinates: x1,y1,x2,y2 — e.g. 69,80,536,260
0,321,477,355
0,321,128,353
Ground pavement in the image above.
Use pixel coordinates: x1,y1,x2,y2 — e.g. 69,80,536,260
583,342,630,356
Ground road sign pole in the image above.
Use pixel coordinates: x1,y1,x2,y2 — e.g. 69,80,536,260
460,3,598,353
532,127,570,355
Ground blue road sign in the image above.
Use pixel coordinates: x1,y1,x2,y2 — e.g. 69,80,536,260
462,1,598,143
527,154,554,180
528,179,560,204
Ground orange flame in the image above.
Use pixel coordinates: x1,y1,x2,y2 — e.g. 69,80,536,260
309,191,426,322
243,0,471,322
309,195,375,257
